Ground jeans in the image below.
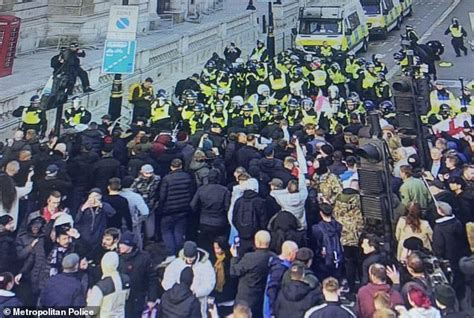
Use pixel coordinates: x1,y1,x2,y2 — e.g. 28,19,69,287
161,213,187,256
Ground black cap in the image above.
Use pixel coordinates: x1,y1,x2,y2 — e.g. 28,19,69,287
403,237,423,251
145,77,153,83
119,231,137,248
88,187,102,195
180,266,194,286
435,285,456,308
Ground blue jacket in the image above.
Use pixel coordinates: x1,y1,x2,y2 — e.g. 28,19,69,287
263,257,291,318
39,272,87,307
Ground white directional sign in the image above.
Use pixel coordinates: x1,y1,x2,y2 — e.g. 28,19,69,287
107,5,139,41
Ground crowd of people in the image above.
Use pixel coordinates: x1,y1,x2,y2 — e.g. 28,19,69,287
0,23,473,318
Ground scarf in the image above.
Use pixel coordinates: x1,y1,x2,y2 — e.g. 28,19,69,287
214,253,226,293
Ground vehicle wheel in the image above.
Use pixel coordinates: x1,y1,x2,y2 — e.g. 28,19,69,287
381,28,388,40
361,38,369,52
395,18,402,30
407,6,413,17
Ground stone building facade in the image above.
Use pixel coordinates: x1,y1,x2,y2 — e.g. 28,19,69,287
0,0,220,53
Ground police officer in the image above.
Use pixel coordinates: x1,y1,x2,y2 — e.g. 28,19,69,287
180,90,198,121
309,58,328,96
301,98,318,125
269,69,289,102
150,89,172,132
285,98,303,127
445,18,468,57
13,95,48,136
430,81,456,113
428,104,453,124
372,54,388,74
362,63,378,101
405,25,419,47
379,100,398,126
328,63,348,98
64,96,91,128
320,41,333,59
188,103,210,135
210,100,229,130
129,77,154,122
199,73,216,103
249,40,269,63
256,100,272,127
241,103,260,132
374,73,392,104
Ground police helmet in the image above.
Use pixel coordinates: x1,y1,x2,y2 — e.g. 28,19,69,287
242,103,254,112
439,104,451,113
186,90,198,100
379,100,395,113
347,51,356,57
366,62,375,69
271,105,282,115
373,54,384,61
377,73,386,81
258,100,269,109
217,87,226,95
393,52,405,61
215,100,225,110
206,60,216,69
330,63,341,71
156,89,168,98
301,98,313,109
363,100,376,111
30,95,41,103
231,96,244,107
348,92,361,103
328,85,340,99
194,103,205,112
288,98,299,109
257,84,271,96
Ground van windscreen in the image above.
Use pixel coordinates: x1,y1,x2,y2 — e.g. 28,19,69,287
360,0,381,14
299,19,342,35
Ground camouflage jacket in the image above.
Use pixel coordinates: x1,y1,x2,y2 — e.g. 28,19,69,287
333,188,364,247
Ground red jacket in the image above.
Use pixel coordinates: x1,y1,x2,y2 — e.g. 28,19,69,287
356,283,404,318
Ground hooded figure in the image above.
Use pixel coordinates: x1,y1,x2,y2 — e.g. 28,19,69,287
87,252,130,318
160,267,202,318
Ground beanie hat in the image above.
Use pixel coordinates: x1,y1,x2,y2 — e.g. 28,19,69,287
62,253,80,270
403,237,424,251
435,285,456,308
180,266,194,286
119,231,137,248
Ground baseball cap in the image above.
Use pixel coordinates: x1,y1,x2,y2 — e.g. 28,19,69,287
269,178,284,188
88,188,102,195
46,164,59,175
119,231,137,248
263,145,274,157
183,241,198,258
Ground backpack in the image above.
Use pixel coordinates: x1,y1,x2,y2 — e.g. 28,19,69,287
233,197,258,239
316,221,343,268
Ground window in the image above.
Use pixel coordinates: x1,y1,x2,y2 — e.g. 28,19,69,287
361,0,381,14
299,19,342,35
383,0,394,11
347,12,361,29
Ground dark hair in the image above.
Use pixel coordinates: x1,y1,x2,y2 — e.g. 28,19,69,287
104,227,121,241
363,234,382,252
405,202,422,233
0,272,14,290
145,77,153,83
171,158,183,168
320,203,333,216
122,176,135,189
400,165,413,177
108,177,122,191
369,263,387,282
407,253,425,274
0,174,16,212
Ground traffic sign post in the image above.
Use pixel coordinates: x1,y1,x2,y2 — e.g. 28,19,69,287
102,40,137,74
104,4,139,120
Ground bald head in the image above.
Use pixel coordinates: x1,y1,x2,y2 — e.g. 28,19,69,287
254,230,271,249
281,241,298,261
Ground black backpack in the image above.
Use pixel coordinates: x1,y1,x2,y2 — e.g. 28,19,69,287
233,197,258,239
316,222,343,268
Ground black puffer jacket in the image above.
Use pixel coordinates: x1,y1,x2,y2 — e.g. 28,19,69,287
236,145,262,170
92,156,121,192
274,280,322,318
80,129,103,155
159,169,195,215
159,283,202,318
0,231,16,273
190,183,231,227
67,151,99,189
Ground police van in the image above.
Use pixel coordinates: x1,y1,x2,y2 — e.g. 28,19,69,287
359,0,402,39
293,0,369,55
398,0,413,18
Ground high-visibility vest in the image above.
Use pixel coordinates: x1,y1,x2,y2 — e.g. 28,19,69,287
375,63,386,74
302,109,317,125
22,108,41,125
321,46,332,57
375,82,393,98
210,111,228,128
328,70,346,85
217,77,232,94
345,59,358,76
269,75,287,91
181,106,195,121
311,70,327,87
250,47,268,62
151,102,171,122
286,110,302,126
128,83,153,102
243,115,254,127
449,25,463,38
362,71,377,89
189,113,209,134
290,80,306,94
66,107,86,125
200,83,215,98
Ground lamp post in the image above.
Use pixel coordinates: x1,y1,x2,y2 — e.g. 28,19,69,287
267,1,276,59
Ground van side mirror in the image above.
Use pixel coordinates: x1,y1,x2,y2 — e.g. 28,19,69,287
292,27,297,35
346,28,352,35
